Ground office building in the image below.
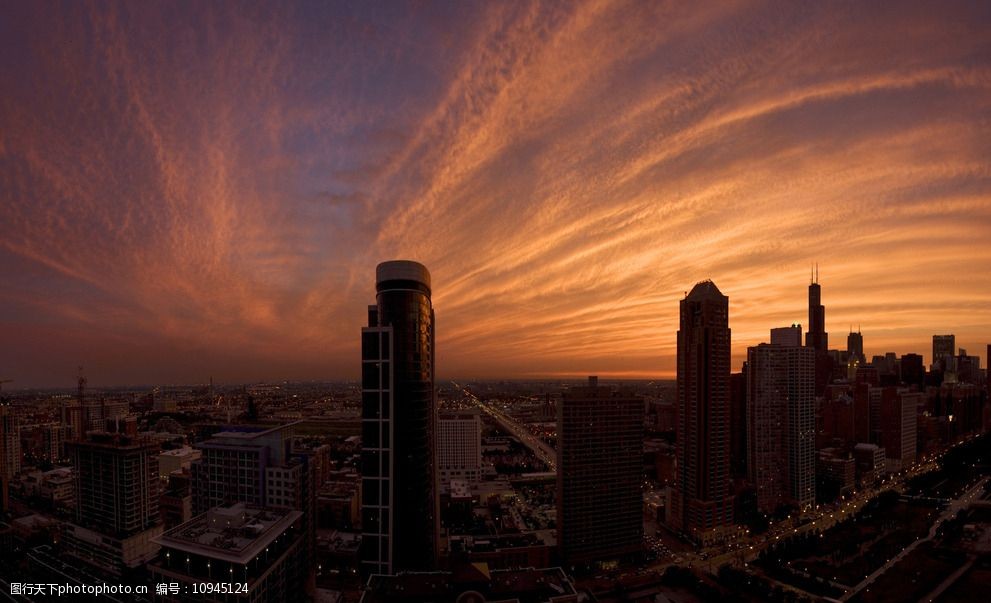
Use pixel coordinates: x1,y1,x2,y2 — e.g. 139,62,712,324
190,423,307,514
63,433,162,575
771,324,803,347
880,389,919,472
150,504,307,603
361,260,438,575
746,343,816,513
933,335,956,372
190,422,316,591
158,446,202,478
557,376,642,567
437,409,482,489
847,329,865,364
0,404,20,512
671,281,734,544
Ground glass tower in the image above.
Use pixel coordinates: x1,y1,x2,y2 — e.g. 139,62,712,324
360,260,436,575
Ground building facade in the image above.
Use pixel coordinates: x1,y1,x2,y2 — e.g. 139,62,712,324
437,409,482,488
746,343,816,513
557,376,642,567
672,281,734,544
361,260,438,575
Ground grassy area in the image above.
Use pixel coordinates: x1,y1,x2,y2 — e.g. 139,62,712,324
758,491,940,588
848,542,963,603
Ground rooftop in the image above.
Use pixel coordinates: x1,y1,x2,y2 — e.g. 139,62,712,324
154,503,302,564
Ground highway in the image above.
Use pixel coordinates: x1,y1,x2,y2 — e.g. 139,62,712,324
453,382,557,472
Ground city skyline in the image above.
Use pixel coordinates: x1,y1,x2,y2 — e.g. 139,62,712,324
3,1,991,387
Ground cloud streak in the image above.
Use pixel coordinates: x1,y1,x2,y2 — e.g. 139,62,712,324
1,0,989,386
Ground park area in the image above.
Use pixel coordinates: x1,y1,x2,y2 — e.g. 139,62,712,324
756,490,941,592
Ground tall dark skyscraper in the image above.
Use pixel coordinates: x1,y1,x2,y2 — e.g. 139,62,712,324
672,281,734,545
361,260,437,575
805,266,828,352
557,376,643,568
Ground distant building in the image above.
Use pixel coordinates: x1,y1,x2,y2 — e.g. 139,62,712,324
671,281,734,544
150,504,307,603
437,409,482,489
880,389,920,472
805,268,828,353
771,324,803,347
932,335,956,372
63,433,162,575
158,446,201,478
360,260,438,575
0,404,21,510
746,343,816,513
557,376,642,567
847,330,865,364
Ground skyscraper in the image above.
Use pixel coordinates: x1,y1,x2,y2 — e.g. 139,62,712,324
361,260,437,575
0,403,19,512
746,344,816,513
557,376,642,567
672,281,734,544
932,335,956,372
847,329,865,364
805,266,828,352
63,433,162,575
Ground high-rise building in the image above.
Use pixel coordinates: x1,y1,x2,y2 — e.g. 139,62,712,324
437,409,482,489
0,403,20,511
932,335,956,372
771,325,802,347
900,353,925,389
557,376,642,567
805,267,828,352
672,281,734,544
847,330,865,364
746,344,816,513
190,423,307,514
63,433,162,575
190,422,316,591
879,389,919,472
361,260,437,575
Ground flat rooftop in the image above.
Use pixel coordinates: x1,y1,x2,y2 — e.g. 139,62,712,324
154,504,302,565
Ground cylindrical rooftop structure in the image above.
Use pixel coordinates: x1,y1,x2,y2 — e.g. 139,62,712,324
376,260,431,294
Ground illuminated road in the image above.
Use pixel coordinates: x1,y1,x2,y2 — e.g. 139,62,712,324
453,382,557,472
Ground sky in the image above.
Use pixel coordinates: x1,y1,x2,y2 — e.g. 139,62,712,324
1,0,990,387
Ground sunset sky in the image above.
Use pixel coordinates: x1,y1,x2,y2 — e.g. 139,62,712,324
2,1,990,387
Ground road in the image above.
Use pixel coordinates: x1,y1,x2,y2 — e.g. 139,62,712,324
454,382,557,471
839,476,989,602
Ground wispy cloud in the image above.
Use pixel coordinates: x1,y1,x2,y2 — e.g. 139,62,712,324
1,0,989,386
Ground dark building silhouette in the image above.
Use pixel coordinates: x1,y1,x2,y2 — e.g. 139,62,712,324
805,268,833,394
557,376,642,568
671,281,734,544
771,324,803,347
805,266,828,352
932,334,956,372
901,353,925,389
361,260,437,575
847,329,865,364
